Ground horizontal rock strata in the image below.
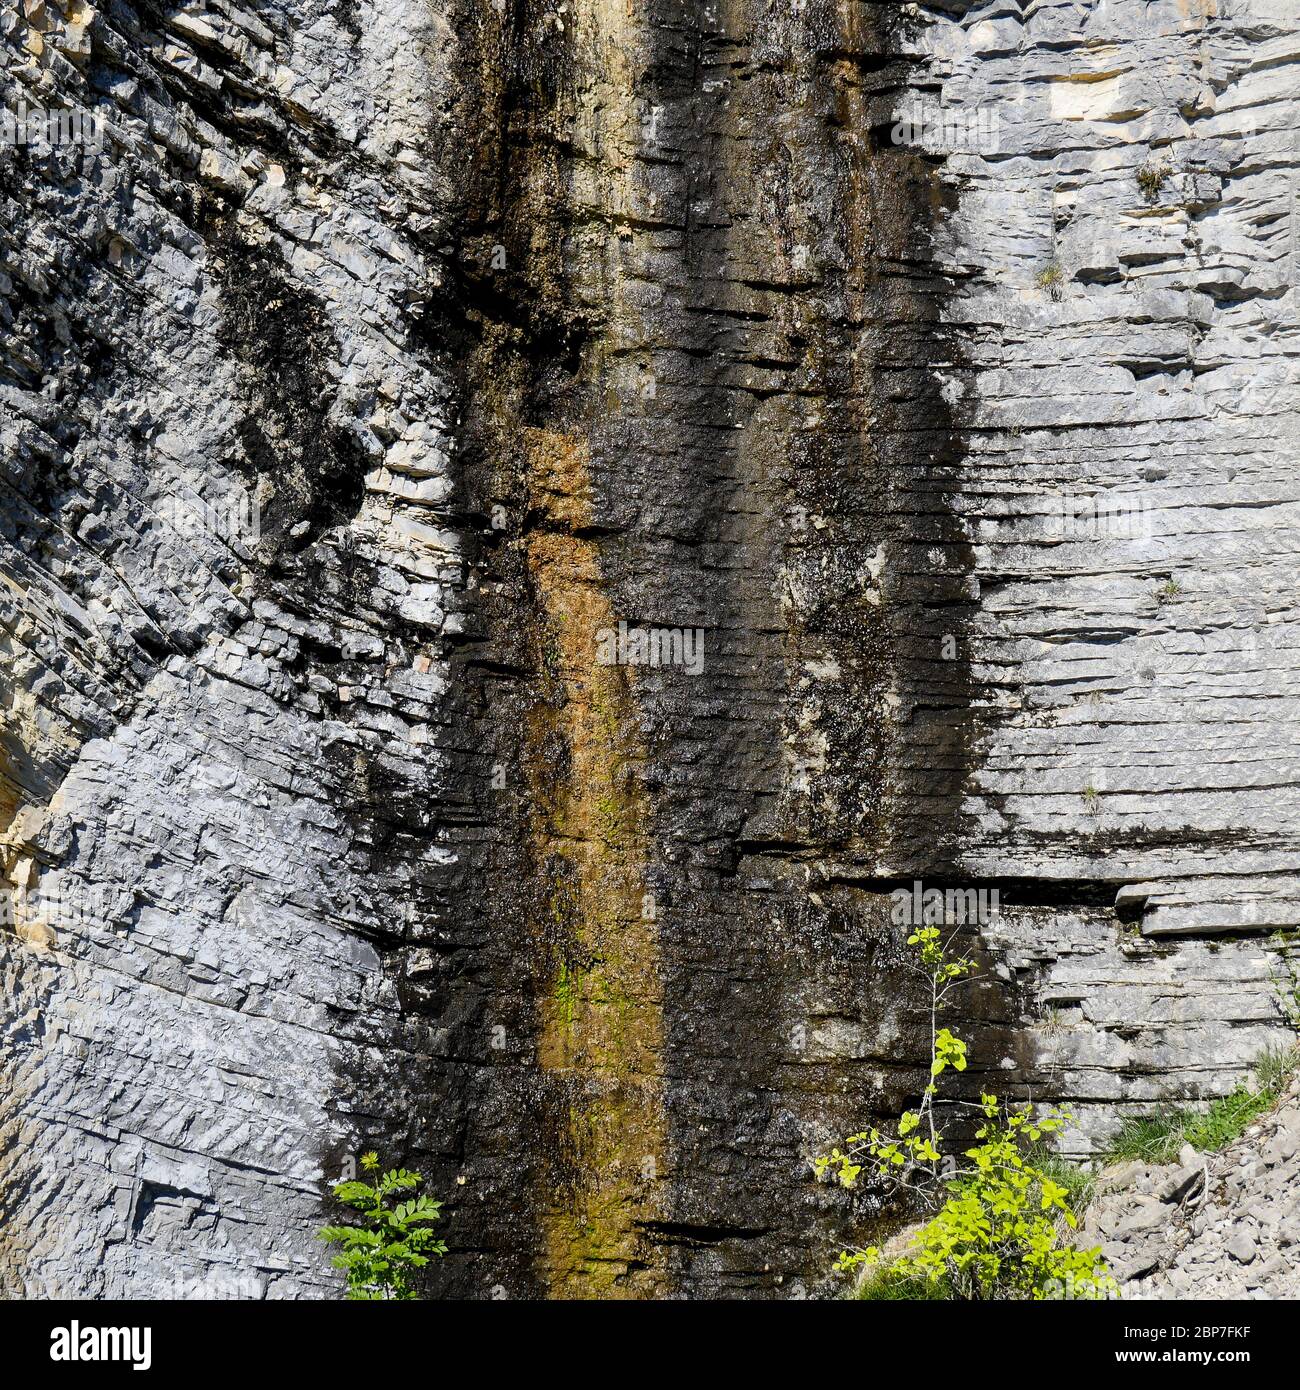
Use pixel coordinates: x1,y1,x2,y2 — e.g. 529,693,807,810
1,0,1296,1299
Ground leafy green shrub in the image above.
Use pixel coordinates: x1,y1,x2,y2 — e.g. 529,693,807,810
1028,1144,1098,1215
817,926,1114,1301
318,1152,447,1300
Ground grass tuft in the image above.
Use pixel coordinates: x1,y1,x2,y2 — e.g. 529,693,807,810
1036,262,1065,301
1256,1043,1299,1094
1136,159,1171,200
1105,1045,1299,1166
854,1268,950,1301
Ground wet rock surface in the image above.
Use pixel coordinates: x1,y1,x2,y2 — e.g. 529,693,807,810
0,0,1297,1300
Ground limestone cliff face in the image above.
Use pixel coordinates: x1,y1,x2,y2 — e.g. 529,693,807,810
0,0,1296,1299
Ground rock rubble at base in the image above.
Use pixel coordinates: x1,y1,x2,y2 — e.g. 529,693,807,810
1083,1080,1300,1299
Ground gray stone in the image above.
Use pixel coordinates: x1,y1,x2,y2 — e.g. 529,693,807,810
1118,1197,1172,1237
1227,1230,1259,1265
1154,1161,1204,1205
1096,1159,1148,1196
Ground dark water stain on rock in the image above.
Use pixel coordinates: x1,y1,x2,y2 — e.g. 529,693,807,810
194,199,370,558
560,0,981,1290
406,0,985,1297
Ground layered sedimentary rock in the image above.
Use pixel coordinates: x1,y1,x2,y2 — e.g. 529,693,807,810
1,0,1296,1300
924,0,1300,1148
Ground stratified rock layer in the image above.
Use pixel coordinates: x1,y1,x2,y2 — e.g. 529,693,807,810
1,0,1296,1299
923,0,1300,1149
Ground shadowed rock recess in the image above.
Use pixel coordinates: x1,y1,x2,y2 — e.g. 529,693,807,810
0,0,1296,1299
